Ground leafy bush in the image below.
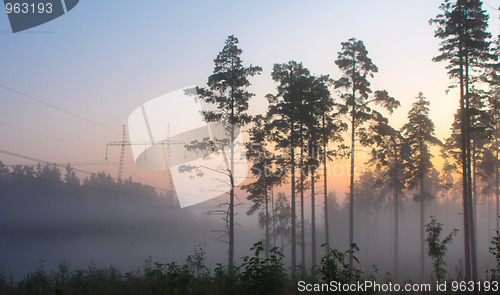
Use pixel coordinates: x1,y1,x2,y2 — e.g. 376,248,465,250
319,243,377,294
0,242,397,294
239,241,288,295
143,259,192,294
490,231,500,280
16,260,52,295
425,216,457,283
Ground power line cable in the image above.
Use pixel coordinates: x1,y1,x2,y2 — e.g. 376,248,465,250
0,110,80,122
0,83,120,134
0,148,92,174
0,121,102,153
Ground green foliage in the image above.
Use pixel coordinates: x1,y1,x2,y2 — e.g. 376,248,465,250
186,245,212,294
319,243,362,284
489,231,500,279
186,245,210,280
212,263,240,295
425,216,458,283
143,259,192,295
9,246,212,295
319,243,376,294
239,241,287,295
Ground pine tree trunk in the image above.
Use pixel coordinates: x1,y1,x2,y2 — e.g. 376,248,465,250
228,119,235,273
323,113,330,254
265,179,269,258
420,176,425,282
496,140,499,233
311,168,316,267
271,187,276,248
349,107,355,270
459,47,472,281
472,140,478,262
393,139,399,280
300,128,306,271
465,55,478,280
291,133,297,278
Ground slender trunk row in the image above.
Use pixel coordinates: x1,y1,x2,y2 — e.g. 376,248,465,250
463,53,478,280
459,46,472,281
311,168,316,267
300,130,306,271
393,139,399,280
291,126,296,278
323,113,330,255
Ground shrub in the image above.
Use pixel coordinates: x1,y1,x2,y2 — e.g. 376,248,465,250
239,241,288,295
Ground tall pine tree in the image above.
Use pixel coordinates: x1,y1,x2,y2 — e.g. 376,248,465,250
430,0,493,279
267,61,313,277
196,35,262,271
334,38,399,268
401,93,441,282
360,117,408,280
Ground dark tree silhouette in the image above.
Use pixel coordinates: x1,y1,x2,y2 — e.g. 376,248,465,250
243,115,282,258
0,161,8,182
302,74,344,266
318,80,346,256
430,0,493,279
273,192,292,251
487,86,500,233
444,88,490,249
64,163,80,186
266,61,313,277
196,35,262,271
401,92,441,282
360,117,408,279
334,37,399,268
483,39,500,233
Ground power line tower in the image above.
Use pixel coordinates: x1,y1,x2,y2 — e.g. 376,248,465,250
105,125,129,182
106,125,134,182
165,124,175,195
118,125,127,181
105,124,184,190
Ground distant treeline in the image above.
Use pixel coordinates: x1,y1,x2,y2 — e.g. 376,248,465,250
0,161,169,200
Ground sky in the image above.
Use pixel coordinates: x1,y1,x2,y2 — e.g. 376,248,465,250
1,0,500,199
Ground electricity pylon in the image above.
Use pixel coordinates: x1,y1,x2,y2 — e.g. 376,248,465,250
105,124,183,191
